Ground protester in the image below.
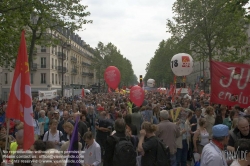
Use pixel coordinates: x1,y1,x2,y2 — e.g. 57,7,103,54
138,122,158,166
228,117,250,151
83,131,101,166
156,110,180,166
200,124,229,166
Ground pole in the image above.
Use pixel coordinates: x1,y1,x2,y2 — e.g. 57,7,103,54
61,44,64,97
203,54,205,92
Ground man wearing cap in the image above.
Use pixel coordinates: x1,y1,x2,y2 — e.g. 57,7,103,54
201,124,229,166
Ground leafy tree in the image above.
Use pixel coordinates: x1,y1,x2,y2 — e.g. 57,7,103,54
167,0,249,62
91,42,136,88
0,0,91,67
145,39,181,87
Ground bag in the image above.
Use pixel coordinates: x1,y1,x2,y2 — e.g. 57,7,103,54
46,130,62,142
111,135,137,166
155,139,171,166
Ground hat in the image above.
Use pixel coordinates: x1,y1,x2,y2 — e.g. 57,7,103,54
212,124,229,137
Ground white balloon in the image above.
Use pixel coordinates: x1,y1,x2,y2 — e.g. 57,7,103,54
170,53,194,76
147,79,155,87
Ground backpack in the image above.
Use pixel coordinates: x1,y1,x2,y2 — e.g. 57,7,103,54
46,130,62,142
111,135,137,166
155,138,171,166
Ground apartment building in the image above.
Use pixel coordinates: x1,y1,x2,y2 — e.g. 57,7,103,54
0,29,97,100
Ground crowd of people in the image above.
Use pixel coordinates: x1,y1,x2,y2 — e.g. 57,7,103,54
0,91,250,166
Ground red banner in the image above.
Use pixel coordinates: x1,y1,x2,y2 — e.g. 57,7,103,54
210,61,250,108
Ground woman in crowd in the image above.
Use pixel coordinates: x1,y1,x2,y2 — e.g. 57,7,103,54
205,106,215,139
137,122,158,166
193,118,209,154
42,119,63,150
38,110,49,139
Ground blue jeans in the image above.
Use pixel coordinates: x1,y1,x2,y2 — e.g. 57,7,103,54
170,154,177,166
176,139,188,166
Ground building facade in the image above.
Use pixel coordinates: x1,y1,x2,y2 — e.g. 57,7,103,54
0,29,97,100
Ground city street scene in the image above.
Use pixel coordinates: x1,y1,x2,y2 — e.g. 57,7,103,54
0,0,250,166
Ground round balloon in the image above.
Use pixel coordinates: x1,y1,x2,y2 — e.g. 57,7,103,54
170,53,193,76
104,66,121,90
130,86,145,107
147,79,155,87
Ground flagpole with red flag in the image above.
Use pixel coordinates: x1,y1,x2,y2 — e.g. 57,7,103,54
5,30,34,151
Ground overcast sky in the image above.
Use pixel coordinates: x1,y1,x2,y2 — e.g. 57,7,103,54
78,0,175,79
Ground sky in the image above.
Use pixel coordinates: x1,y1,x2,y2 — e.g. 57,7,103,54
78,0,175,79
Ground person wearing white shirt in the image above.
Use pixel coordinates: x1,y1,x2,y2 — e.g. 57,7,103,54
83,131,101,166
201,124,229,166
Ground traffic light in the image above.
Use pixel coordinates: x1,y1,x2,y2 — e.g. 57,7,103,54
139,75,143,87
200,77,204,83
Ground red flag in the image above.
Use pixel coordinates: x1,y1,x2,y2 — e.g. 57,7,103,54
177,88,182,96
5,31,34,150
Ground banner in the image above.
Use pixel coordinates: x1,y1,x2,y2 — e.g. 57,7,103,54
38,90,58,100
64,89,73,97
210,61,250,108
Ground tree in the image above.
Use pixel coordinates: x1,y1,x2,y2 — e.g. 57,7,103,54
167,0,249,62
91,42,136,88
0,0,92,67
145,39,180,87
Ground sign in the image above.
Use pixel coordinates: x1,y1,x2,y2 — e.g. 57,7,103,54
38,90,58,100
64,89,73,97
210,61,250,108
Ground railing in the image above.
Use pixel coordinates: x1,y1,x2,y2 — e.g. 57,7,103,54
71,68,77,74
71,57,77,63
82,72,88,76
31,63,37,71
56,52,66,60
56,66,67,73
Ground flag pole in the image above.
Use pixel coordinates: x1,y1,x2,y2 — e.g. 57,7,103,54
5,118,10,151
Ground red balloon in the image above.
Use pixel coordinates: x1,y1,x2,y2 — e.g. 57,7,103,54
104,66,121,90
130,86,145,107
81,88,85,98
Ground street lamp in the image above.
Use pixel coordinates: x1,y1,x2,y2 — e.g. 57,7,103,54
60,42,71,97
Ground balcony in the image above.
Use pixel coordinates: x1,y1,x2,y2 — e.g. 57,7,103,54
82,72,88,77
82,62,91,67
31,63,37,71
71,57,77,63
88,73,94,77
56,52,66,60
56,66,67,73
71,68,77,75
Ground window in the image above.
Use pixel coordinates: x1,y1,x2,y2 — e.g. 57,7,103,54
41,46,46,52
52,73,54,84
41,57,46,68
5,73,7,84
55,59,57,68
30,73,33,84
52,58,54,69
41,73,46,84
55,74,57,84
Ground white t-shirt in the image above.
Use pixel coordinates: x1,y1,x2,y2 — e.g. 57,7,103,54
230,160,241,166
43,130,63,150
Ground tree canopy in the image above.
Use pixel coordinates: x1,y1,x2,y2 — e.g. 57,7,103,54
91,42,137,87
0,0,91,67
